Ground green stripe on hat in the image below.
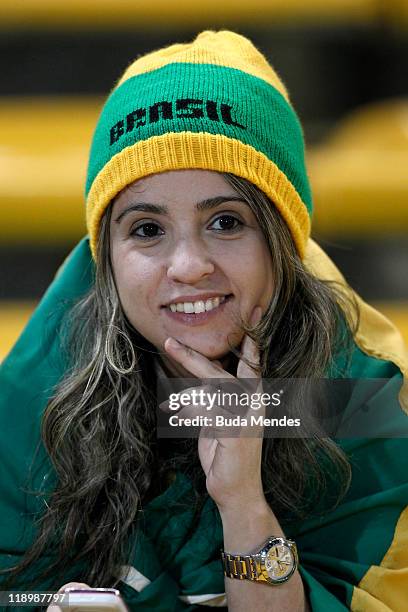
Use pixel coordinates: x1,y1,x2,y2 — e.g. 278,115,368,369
85,62,312,217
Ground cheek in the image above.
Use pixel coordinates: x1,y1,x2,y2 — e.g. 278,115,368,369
235,242,274,304
112,250,156,311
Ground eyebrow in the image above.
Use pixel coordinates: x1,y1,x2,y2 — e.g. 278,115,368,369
114,195,248,224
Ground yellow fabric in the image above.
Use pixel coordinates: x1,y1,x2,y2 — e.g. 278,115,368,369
87,131,310,261
304,239,408,413
350,507,408,612
115,30,291,103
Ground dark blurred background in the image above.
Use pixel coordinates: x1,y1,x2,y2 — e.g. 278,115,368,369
1,0,408,357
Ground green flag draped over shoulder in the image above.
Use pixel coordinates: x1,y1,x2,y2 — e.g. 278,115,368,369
1,236,408,611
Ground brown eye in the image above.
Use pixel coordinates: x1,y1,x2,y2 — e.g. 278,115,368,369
210,215,243,232
130,222,164,240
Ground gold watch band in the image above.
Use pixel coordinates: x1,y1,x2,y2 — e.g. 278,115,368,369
221,551,259,581
221,537,298,585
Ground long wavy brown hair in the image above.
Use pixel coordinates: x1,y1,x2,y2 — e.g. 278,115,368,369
2,173,359,590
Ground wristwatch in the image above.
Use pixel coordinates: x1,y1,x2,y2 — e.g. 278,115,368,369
221,536,298,585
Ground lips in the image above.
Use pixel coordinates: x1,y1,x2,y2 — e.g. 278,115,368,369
162,294,233,326
162,292,232,308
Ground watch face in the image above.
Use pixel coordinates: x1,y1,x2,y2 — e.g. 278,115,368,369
264,543,294,581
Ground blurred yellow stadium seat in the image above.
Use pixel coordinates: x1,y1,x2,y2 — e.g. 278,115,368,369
0,0,381,29
307,98,408,237
0,96,102,244
0,301,37,362
385,0,408,27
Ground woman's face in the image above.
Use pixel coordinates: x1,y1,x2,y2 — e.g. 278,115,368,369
109,169,274,369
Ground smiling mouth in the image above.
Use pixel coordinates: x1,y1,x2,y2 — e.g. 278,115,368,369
162,294,233,314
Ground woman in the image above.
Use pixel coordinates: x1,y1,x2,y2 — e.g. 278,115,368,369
0,30,407,611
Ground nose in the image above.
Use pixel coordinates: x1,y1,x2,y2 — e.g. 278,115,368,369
166,236,215,283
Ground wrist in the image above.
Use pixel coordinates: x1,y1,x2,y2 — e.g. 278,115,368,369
220,498,285,553
217,491,268,520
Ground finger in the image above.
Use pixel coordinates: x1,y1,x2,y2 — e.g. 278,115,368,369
47,583,91,612
163,378,256,417
159,383,219,413
236,307,266,429
160,396,211,420
164,338,235,380
237,307,263,389
60,581,92,590
168,404,239,432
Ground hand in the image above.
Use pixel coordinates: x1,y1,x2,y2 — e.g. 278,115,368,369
47,582,91,612
163,306,266,515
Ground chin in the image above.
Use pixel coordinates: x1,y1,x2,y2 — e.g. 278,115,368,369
193,344,230,360
189,335,242,361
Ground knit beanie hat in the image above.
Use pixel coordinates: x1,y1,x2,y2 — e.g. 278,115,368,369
85,30,312,261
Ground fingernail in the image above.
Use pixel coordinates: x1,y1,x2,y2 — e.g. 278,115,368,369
166,337,181,350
